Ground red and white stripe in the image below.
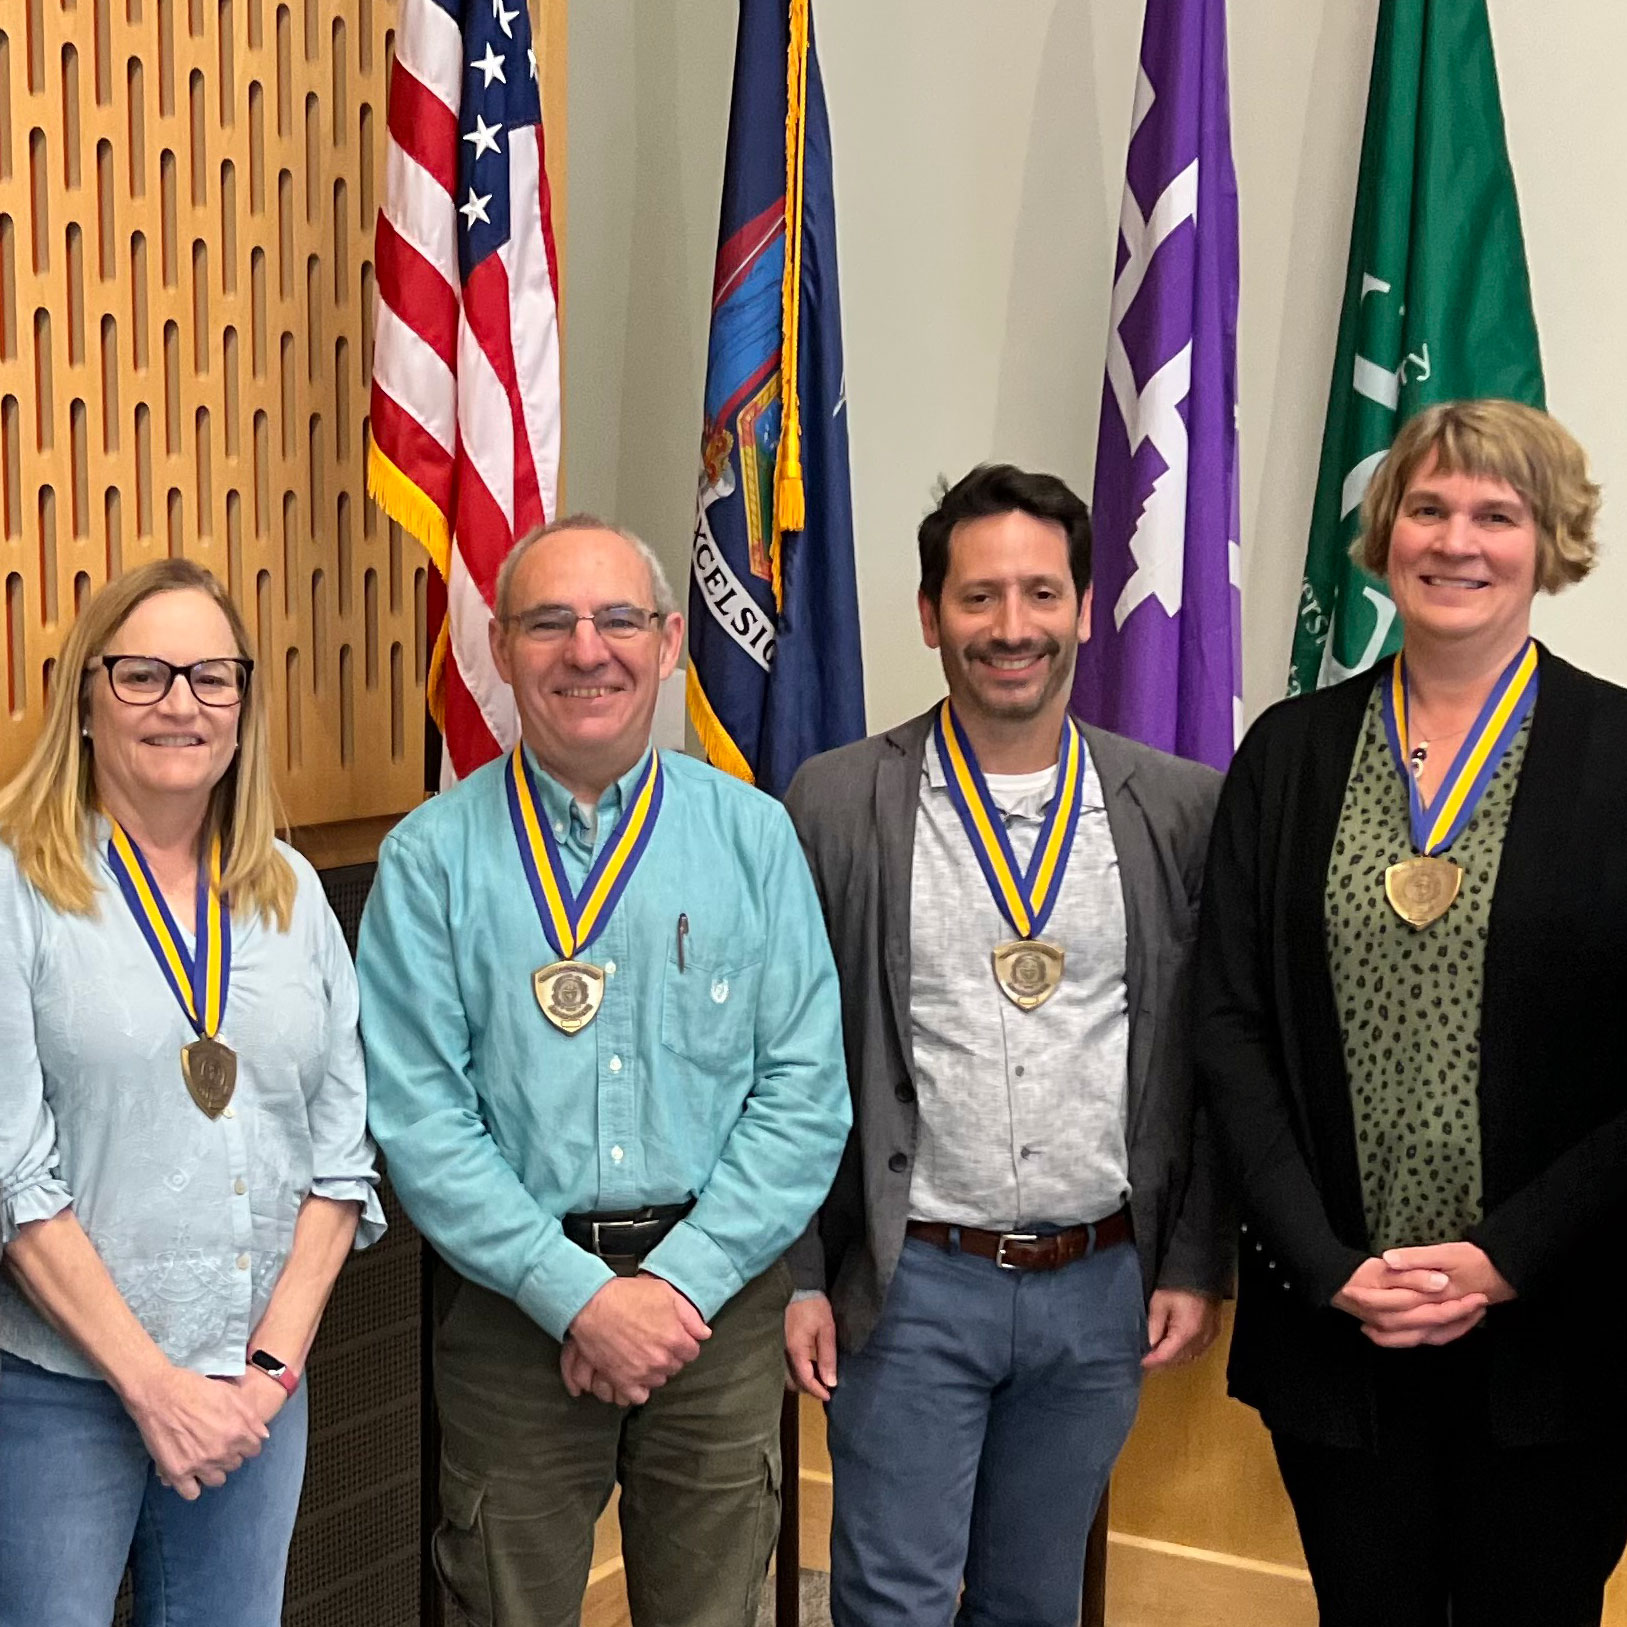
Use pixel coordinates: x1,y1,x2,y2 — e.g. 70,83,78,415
367,0,561,782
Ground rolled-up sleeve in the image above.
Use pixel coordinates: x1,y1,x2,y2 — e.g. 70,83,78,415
303,899,386,1247
358,826,613,1340
645,807,851,1317
0,852,74,1244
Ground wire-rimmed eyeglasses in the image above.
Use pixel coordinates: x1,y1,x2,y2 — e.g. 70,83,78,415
501,605,666,643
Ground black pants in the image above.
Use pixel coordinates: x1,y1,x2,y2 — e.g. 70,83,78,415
1272,1343,1627,1627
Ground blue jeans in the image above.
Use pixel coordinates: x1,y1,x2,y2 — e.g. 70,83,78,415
0,1355,309,1627
826,1234,1145,1627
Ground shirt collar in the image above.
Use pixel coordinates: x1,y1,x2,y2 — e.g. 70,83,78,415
521,742,654,838
921,732,1103,818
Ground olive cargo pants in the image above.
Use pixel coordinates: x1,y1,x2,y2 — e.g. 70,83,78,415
431,1261,792,1627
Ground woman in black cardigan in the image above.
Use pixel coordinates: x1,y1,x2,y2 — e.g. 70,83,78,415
1197,399,1627,1626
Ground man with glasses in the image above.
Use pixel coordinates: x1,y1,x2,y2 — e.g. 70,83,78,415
357,515,849,1627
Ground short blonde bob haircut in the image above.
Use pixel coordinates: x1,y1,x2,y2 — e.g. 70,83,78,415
0,558,295,927
1356,398,1601,592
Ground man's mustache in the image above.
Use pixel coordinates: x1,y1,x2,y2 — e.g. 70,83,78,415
964,637,1062,664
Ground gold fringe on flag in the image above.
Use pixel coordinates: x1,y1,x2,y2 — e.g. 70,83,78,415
366,439,453,729
366,442,453,579
686,666,757,785
771,0,811,609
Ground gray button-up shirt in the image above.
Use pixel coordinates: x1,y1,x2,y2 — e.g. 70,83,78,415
907,737,1130,1230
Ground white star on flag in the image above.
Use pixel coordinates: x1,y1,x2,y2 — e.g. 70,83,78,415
464,114,502,160
528,46,537,80
492,0,517,39
459,188,492,227
471,43,506,87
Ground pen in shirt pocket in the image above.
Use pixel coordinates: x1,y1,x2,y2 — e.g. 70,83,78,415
677,912,689,973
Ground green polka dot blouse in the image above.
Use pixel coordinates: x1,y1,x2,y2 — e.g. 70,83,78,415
1322,684,1532,1253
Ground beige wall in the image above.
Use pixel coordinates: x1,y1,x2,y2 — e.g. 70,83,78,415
565,0,1627,735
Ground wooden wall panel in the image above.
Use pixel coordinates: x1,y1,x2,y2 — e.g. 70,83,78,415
0,0,566,830
1110,1308,1305,1570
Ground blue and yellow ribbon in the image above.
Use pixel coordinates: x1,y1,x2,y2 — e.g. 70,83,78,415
1382,639,1540,856
505,748,665,960
107,825,231,1040
933,701,1085,942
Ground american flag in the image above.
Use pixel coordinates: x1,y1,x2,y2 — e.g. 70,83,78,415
367,0,561,780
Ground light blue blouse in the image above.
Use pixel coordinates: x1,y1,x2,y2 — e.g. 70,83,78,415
0,824,385,1379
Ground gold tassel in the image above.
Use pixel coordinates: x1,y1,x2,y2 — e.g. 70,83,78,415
772,0,811,608
425,619,450,732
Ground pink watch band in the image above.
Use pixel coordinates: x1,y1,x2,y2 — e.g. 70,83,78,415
248,1349,300,1397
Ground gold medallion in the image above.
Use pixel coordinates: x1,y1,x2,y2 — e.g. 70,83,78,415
181,1036,239,1118
1384,856,1463,930
533,960,606,1033
992,939,1065,1011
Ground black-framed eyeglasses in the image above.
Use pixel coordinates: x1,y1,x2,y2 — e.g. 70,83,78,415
94,655,253,707
502,605,666,643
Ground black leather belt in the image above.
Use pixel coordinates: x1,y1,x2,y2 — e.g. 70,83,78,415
561,1199,694,1264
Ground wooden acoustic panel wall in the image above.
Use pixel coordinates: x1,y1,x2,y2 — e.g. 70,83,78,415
0,0,431,825
0,0,562,828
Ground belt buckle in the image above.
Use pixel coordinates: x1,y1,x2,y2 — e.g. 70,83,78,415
993,1231,1039,1270
591,1219,641,1255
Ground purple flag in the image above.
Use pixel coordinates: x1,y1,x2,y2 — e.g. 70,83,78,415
1070,0,1242,770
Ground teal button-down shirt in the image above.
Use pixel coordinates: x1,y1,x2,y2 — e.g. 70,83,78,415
357,744,850,1340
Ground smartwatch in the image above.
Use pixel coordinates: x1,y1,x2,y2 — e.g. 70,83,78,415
248,1349,300,1397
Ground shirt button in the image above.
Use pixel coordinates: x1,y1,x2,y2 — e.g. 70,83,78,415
609,1055,623,1073
236,1253,250,1271
894,1081,915,1104
553,823,565,837
888,1152,908,1173
1014,1065,1025,1078
604,960,617,976
1020,1145,1035,1160
234,1178,246,1196
611,1145,625,1163
222,1106,235,1119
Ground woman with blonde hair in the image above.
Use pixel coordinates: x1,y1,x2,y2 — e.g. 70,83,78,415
0,558,384,1627
1197,399,1627,1625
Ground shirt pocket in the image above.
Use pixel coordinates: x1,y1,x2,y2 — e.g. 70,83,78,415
660,938,763,1084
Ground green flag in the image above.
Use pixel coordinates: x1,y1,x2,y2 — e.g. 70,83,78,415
1288,0,1543,695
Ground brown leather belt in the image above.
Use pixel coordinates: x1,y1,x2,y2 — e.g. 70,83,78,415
905,1207,1133,1272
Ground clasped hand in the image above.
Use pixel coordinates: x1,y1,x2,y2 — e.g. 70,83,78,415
1333,1241,1515,1348
127,1364,275,1501
561,1273,710,1407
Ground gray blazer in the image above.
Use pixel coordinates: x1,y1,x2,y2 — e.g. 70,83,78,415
783,707,1231,1353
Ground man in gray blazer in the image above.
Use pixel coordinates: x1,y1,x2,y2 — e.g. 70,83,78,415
782,463,1230,1627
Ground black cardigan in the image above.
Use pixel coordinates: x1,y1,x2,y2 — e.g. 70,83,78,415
1196,648,1627,1449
